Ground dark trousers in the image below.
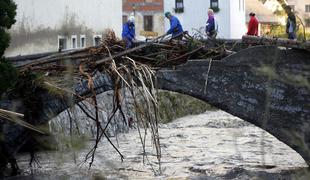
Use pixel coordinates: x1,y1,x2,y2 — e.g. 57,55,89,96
123,38,133,48
207,31,217,39
172,33,183,40
288,32,296,40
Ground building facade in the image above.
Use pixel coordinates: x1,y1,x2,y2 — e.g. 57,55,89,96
5,0,122,57
164,0,246,39
123,0,165,40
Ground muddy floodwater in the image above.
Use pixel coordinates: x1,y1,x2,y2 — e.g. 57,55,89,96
9,111,309,179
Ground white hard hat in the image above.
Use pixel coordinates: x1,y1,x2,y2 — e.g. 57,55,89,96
128,15,135,23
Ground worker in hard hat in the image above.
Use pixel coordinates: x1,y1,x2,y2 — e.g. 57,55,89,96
164,12,184,40
122,15,136,48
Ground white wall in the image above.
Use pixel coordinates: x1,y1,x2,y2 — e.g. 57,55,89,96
217,0,232,38
230,0,247,38
6,0,122,56
153,13,166,35
12,0,122,33
164,0,246,39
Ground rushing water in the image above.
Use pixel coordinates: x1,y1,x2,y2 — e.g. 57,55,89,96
8,111,309,179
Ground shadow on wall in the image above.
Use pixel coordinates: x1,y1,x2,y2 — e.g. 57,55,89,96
6,12,96,56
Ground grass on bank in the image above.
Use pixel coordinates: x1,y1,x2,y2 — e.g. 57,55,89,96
158,91,216,124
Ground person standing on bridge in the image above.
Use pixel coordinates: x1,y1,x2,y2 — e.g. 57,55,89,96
285,6,297,40
165,12,184,40
246,12,259,36
206,9,218,39
122,15,136,48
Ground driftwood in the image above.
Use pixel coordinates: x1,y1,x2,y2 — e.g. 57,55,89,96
242,35,310,51
16,48,92,68
17,35,170,70
0,108,46,134
95,42,153,65
158,46,204,66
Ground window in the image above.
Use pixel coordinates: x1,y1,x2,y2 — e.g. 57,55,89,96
175,0,184,13
58,35,67,51
210,0,219,9
71,35,77,49
306,5,310,13
123,15,128,24
210,0,219,12
93,35,102,46
144,16,153,31
80,35,86,48
306,18,310,27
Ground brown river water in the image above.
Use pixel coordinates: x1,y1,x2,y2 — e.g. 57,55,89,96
6,111,309,180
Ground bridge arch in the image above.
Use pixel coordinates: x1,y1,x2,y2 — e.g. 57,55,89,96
1,46,309,167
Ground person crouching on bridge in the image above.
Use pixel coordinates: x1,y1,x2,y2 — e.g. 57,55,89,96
246,12,259,36
122,16,136,48
206,9,218,39
165,12,184,40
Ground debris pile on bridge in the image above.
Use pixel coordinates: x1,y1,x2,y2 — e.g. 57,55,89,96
17,31,234,73
242,35,310,51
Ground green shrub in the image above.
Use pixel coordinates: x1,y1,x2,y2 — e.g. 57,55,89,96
268,24,310,41
0,0,17,57
0,58,18,96
0,0,17,96
158,91,215,124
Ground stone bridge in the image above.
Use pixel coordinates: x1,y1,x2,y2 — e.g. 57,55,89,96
1,45,310,168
